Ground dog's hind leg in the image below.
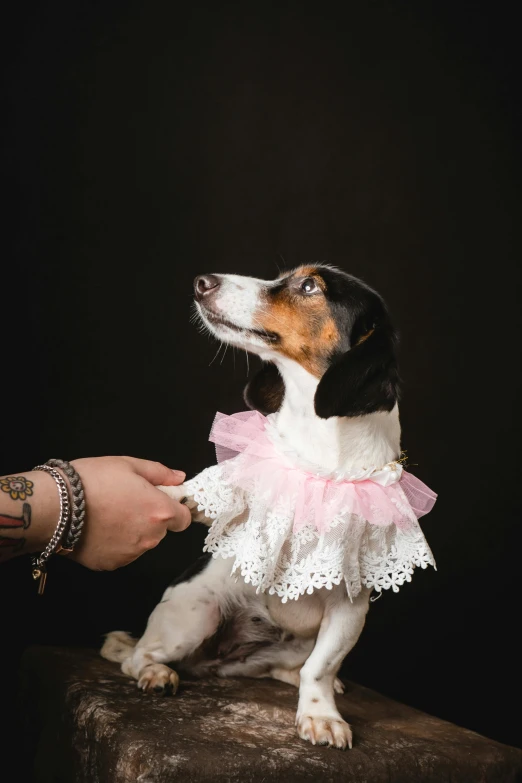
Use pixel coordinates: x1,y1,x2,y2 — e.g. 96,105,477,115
216,635,346,695
101,630,137,663
216,635,314,680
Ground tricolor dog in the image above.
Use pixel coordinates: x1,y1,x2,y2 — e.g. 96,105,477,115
102,265,436,750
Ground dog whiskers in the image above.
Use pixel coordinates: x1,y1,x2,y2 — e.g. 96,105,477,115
209,341,224,366
220,343,229,365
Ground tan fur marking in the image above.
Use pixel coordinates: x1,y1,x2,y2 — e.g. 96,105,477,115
319,318,338,345
296,265,318,277
356,327,375,345
256,270,340,376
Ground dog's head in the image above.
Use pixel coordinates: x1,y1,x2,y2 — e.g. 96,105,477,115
194,265,399,419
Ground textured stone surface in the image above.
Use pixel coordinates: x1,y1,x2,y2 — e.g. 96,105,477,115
20,646,522,782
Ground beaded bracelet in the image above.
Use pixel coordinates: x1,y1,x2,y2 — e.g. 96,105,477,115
31,465,72,594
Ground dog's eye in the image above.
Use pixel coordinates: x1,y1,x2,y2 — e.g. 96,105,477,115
300,277,318,294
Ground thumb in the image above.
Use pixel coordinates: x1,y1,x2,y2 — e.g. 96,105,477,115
124,457,186,486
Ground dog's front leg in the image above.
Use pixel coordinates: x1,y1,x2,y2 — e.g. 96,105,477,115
115,556,231,693
296,588,370,750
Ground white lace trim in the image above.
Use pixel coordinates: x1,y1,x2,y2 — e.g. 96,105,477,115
184,464,436,603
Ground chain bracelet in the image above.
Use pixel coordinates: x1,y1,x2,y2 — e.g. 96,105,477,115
45,459,86,550
31,465,72,593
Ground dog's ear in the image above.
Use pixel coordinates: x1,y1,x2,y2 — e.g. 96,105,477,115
314,316,399,419
244,362,285,414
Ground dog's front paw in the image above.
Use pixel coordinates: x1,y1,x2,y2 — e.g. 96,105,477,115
296,714,352,750
157,484,189,503
137,664,179,696
157,484,211,524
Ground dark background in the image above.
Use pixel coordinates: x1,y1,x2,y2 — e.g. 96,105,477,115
2,0,521,753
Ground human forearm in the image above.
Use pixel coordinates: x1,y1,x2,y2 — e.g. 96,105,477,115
0,471,60,562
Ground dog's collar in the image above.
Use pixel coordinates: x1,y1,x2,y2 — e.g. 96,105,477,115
211,409,404,483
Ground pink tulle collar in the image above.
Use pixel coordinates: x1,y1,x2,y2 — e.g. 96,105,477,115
209,410,437,534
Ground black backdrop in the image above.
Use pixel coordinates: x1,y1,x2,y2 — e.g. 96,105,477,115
3,0,521,752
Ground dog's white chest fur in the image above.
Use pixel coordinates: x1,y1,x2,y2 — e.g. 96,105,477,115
270,358,401,471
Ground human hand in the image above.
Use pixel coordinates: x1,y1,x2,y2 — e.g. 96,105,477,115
66,456,191,570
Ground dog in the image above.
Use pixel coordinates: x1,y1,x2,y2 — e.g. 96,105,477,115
102,264,435,750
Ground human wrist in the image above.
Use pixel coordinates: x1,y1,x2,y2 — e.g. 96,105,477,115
44,459,86,551
33,469,72,547
31,465,75,592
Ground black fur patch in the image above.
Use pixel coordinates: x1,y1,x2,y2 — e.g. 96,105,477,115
314,327,400,418
169,552,212,588
312,268,400,418
244,361,285,414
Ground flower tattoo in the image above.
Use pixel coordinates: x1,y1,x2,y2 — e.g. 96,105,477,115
1,476,34,501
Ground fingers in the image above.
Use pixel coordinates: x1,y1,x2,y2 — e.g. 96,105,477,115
155,485,192,532
123,457,186,487
125,460,192,529
164,501,192,532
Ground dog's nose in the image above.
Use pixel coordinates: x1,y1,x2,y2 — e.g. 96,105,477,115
194,274,220,301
